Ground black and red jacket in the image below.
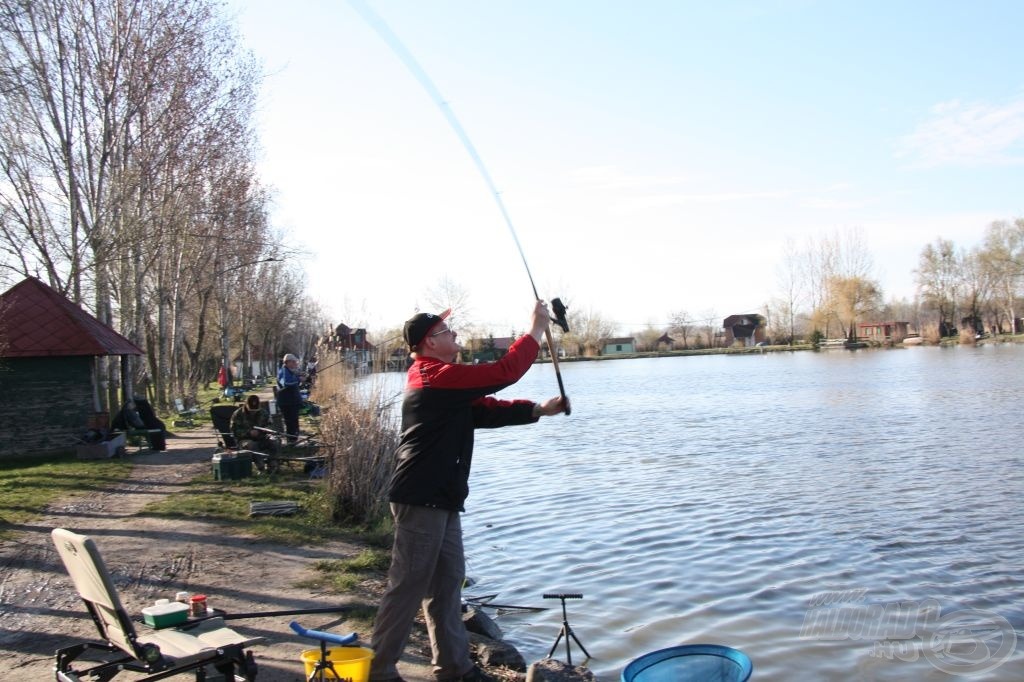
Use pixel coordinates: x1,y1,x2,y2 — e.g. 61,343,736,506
388,334,541,512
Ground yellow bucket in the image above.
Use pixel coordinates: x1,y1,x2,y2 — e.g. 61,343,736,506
300,646,374,681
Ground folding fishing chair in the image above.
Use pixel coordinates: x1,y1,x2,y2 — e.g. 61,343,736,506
51,528,261,681
210,404,242,450
173,398,200,427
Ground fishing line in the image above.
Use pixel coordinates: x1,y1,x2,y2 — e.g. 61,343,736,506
346,0,541,300
348,0,571,413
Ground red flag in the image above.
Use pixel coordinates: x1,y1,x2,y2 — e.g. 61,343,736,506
217,366,228,388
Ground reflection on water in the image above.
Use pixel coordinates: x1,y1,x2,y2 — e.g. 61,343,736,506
441,345,1024,680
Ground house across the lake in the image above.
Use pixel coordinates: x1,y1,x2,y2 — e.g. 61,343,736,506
323,322,375,367
602,337,636,355
469,336,514,363
858,320,910,343
723,314,766,347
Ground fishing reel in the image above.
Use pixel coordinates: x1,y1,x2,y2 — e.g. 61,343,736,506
551,297,569,333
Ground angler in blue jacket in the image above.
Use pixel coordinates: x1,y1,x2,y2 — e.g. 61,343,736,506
369,301,567,682
276,353,304,443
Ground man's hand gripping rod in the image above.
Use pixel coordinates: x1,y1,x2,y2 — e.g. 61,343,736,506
546,298,571,416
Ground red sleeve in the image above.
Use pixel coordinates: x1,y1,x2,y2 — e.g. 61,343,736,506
408,334,540,391
471,396,538,428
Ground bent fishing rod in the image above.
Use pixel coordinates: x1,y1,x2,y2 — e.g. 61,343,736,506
348,0,571,414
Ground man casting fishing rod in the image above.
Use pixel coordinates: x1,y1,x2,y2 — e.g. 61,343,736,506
369,300,567,682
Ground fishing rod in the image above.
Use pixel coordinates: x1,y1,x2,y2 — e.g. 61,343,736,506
253,426,319,447
192,605,350,622
348,0,571,415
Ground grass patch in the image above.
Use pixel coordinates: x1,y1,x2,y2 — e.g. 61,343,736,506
0,455,133,540
138,469,390,548
139,470,348,545
300,548,391,594
316,548,391,573
343,515,394,550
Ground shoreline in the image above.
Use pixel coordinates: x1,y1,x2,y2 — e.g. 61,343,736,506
535,332,1024,364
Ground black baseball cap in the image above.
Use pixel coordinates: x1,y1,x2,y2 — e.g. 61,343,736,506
403,308,451,349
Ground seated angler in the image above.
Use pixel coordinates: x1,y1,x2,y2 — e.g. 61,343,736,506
230,395,278,469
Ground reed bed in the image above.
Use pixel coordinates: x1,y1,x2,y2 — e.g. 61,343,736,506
313,356,400,526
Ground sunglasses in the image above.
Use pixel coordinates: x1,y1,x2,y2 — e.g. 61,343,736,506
431,326,456,338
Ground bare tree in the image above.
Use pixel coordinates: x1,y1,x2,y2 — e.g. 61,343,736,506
698,308,718,348
880,295,924,336
0,0,314,410
799,227,876,338
668,309,692,349
915,238,960,337
561,304,615,357
958,248,993,337
426,275,472,331
800,234,838,337
979,219,1024,334
633,325,664,352
775,237,805,344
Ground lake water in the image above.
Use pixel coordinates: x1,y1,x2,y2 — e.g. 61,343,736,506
375,344,1024,680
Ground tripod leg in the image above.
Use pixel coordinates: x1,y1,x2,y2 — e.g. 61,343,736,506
308,640,345,682
565,626,573,667
546,626,566,659
309,660,343,682
568,628,592,659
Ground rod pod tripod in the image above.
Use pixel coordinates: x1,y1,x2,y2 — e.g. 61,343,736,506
544,593,591,666
306,638,344,682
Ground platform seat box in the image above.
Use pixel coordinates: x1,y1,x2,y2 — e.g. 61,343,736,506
212,453,252,481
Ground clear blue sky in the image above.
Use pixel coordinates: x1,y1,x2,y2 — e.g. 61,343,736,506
229,0,1024,335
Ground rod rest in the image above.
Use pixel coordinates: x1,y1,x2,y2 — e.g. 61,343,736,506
289,621,359,646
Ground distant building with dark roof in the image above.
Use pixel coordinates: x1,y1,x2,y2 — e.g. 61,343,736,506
723,314,766,347
321,322,376,367
655,333,676,350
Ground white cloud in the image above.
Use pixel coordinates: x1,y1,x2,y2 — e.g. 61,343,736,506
896,95,1024,168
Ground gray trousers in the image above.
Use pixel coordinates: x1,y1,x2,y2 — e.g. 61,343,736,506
369,503,471,681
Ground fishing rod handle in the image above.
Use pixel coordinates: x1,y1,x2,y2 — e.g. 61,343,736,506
543,327,571,416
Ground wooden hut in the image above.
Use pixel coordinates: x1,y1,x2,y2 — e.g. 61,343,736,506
0,278,143,459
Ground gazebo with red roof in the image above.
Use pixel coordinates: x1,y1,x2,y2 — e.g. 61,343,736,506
0,277,143,458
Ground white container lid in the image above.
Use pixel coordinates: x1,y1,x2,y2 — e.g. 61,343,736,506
142,602,189,617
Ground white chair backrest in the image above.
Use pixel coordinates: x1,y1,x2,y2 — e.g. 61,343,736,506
174,398,185,411
51,528,140,657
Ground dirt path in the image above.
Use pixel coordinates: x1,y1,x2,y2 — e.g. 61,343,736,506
0,430,434,681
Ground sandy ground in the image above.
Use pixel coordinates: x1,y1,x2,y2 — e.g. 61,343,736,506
0,428,436,681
